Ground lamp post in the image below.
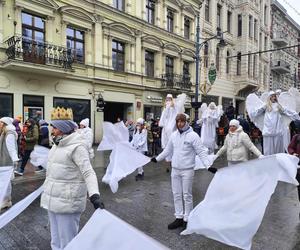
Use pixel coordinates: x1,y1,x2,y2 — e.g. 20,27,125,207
192,5,227,135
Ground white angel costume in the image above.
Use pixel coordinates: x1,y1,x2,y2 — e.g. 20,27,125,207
199,102,223,154
159,93,186,161
246,91,300,155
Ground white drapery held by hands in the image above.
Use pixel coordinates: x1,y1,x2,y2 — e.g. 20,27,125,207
97,121,129,151
65,209,169,250
0,186,43,229
0,167,13,205
30,145,50,169
181,154,299,250
194,154,216,170
102,142,150,193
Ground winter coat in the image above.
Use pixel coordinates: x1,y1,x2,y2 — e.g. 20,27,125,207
131,128,148,153
0,125,18,166
40,132,100,214
77,127,94,159
216,126,262,162
24,125,39,151
39,123,49,147
288,134,300,156
156,127,210,170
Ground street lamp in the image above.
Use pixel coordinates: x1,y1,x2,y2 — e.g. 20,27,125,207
192,5,227,135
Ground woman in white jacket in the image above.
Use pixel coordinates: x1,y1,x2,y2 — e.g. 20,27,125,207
215,119,262,165
78,118,94,159
0,117,19,210
131,118,148,181
40,108,104,250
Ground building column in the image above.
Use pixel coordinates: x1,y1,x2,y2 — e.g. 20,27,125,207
155,51,162,77
125,43,131,71
102,34,109,67
0,2,4,43
14,6,22,37
175,57,181,75
155,1,162,27
126,0,132,15
45,17,53,43
135,32,142,74
162,2,167,30
130,43,135,72
190,17,195,41
94,21,103,66
162,53,166,74
108,36,113,68
174,11,181,35
61,21,67,47
85,29,92,65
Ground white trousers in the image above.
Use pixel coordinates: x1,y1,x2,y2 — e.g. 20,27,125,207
48,211,81,250
263,135,284,155
137,167,144,175
1,181,12,208
171,168,194,222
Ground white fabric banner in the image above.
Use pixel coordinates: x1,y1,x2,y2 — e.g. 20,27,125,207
65,209,169,250
0,167,13,205
0,186,43,229
30,145,50,169
97,121,129,151
181,154,299,250
102,142,150,193
194,154,216,170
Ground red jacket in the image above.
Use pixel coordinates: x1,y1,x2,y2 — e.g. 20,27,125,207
288,134,300,156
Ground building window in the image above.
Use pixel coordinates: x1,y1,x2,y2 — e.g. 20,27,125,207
227,11,232,34
254,19,258,40
205,0,210,22
165,56,174,74
249,15,253,38
114,0,125,11
226,51,230,74
183,61,190,76
264,5,267,25
22,12,45,64
248,54,252,76
264,36,267,50
238,14,242,37
23,95,44,121
217,5,222,29
253,55,257,77
237,52,241,75
204,43,209,68
67,27,85,64
216,47,220,71
112,40,125,71
0,93,13,118
145,50,154,77
184,17,190,39
53,97,90,124
167,9,174,33
146,0,155,24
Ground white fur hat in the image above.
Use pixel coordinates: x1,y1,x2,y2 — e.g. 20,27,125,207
136,118,145,124
80,118,89,128
166,94,173,98
268,91,276,97
0,117,14,125
229,119,240,127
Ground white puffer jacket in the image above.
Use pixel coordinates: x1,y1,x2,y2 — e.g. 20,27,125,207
40,132,99,214
77,127,94,159
216,126,262,162
156,127,210,169
131,128,148,153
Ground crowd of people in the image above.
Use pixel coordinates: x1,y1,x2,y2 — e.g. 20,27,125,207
1,89,300,249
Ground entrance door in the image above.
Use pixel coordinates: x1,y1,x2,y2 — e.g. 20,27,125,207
23,95,44,122
104,102,132,122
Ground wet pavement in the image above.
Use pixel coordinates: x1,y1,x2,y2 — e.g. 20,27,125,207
1,147,300,250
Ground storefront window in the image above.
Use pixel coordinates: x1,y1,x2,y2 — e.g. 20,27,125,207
0,93,13,118
53,97,90,124
23,95,44,122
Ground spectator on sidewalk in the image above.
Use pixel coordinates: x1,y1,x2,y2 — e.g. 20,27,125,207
151,119,161,156
15,118,39,176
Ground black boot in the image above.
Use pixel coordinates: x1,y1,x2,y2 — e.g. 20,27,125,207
182,221,187,230
135,172,144,181
168,218,184,230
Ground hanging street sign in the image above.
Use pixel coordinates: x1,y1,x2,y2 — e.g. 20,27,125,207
208,63,217,85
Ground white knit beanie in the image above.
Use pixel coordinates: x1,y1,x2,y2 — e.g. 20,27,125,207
80,118,89,128
0,117,14,125
229,119,240,128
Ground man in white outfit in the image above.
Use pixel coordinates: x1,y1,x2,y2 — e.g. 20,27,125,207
252,91,299,155
0,117,19,210
151,113,217,230
78,118,94,159
40,107,104,250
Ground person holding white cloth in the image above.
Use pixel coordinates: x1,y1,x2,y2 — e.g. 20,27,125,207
131,118,148,181
40,107,104,250
151,113,216,230
0,117,19,210
215,119,262,165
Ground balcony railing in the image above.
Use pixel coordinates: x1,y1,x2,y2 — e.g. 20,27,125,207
161,73,192,91
5,36,74,70
271,60,290,74
271,31,288,47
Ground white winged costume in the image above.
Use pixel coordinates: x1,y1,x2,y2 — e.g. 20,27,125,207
246,91,300,155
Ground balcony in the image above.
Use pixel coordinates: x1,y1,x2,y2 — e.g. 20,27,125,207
5,36,73,70
161,73,192,92
271,60,290,74
271,32,288,47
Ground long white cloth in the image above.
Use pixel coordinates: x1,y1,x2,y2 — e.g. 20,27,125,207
65,209,169,250
181,154,299,250
0,186,43,229
102,142,150,193
97,121,129,151
30,145,50,169
0,167,13,205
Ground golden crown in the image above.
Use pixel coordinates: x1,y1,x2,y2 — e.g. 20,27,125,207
51,107,73,120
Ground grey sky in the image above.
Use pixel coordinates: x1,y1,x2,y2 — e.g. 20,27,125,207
277,0,300,27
